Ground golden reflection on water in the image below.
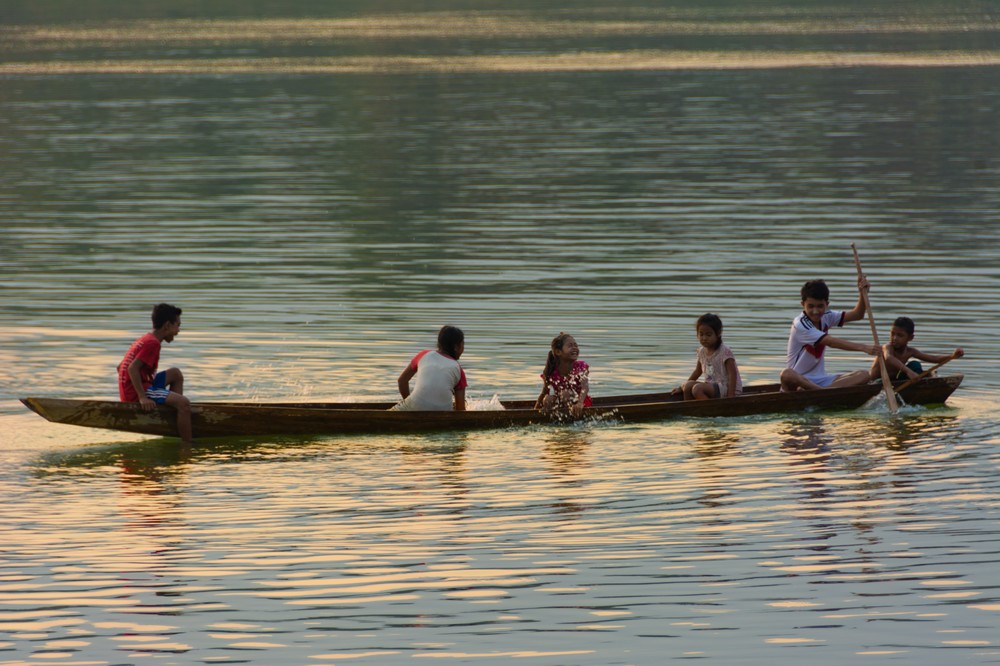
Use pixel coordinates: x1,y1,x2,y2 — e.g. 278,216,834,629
4,52,1000,75
3,13,999,48
4,413,1000,661
2,8,999,656
4,11,1000,75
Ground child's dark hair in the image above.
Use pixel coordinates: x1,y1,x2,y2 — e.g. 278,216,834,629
151,303,182,329
696,313,724,348
437,325,465,359
893,316,915,336
801,279,830,302
543,332,573,380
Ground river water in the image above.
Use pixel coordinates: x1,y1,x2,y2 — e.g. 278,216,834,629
1,3,999,664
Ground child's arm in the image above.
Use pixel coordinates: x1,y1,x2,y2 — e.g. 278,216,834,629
894,358,921,380
397,364,417,399
724,358,739,398
684,361,703,385
534,380,550,409
871,345,918,379
687,362,703,382
881,345,911,374
910,347,965,364
822,335,880,356
454,387,466,411
573,376,590,416
843,274,871,323
127,358,155,411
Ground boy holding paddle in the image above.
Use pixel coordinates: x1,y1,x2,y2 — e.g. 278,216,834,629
870,316,964,381
117,303,192,442
780,277,881,391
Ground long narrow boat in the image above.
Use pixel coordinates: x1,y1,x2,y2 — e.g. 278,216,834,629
20,375,962,439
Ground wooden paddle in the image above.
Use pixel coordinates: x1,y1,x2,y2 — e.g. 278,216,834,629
893,352,959,393
851,243,899,413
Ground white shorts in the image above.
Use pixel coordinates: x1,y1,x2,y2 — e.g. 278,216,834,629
804,371,841,388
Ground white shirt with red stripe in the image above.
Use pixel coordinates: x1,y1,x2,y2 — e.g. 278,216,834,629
786,310,845,387
394,350,468,411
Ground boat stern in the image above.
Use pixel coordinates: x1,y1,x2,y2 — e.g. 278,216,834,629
897,374,964,406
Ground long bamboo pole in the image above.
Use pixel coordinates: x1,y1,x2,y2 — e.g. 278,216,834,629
851,243,899,413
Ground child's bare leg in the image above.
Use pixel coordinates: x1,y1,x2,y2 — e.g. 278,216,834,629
164,367,184,395
780,368,821,391
164,391,192,443
681,380,698,400
691,382,717,400
829,370,871,388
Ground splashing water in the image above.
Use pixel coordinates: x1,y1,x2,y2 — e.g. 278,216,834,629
467,394,507,411
860,390,924,415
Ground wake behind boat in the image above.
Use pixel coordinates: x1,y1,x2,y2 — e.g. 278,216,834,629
21,375,963,439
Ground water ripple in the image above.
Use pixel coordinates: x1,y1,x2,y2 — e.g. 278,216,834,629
2,5,999,663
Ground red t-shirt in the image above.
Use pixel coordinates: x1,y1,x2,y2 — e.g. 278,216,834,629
118,333,161,401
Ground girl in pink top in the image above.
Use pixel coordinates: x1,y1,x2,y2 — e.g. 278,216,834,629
534,332,592,416
678,313,743,400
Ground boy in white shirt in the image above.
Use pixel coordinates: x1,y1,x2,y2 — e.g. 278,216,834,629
780,278,880,391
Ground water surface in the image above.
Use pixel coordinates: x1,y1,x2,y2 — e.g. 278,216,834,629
1,2,999,664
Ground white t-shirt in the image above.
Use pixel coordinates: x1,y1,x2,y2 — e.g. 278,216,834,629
786,310,845,387
393,350,468,411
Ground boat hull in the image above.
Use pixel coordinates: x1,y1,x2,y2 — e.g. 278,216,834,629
20,375,963,439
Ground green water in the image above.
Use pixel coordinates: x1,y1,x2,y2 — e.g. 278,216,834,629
1,2,999,664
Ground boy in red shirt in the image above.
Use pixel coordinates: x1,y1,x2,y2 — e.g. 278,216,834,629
118,303,192,442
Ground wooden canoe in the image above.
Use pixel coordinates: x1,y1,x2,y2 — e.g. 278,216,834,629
20,375,963,439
